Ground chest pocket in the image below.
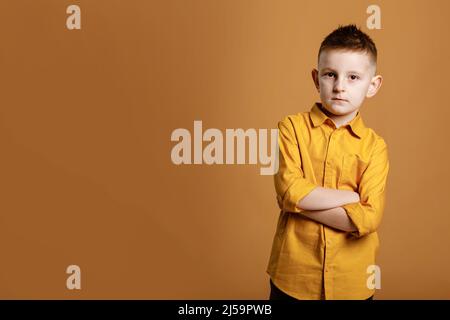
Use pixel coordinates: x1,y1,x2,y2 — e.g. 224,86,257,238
338,154,369,191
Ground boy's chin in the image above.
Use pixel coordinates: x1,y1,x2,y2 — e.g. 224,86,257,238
322,102,357,116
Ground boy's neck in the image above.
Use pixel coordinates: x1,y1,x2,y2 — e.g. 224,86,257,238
318,103,359,129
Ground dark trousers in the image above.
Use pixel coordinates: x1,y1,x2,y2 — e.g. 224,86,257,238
269,279,374,300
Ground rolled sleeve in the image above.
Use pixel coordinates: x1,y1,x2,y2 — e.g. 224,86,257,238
343,138,390,238
274,117,317,213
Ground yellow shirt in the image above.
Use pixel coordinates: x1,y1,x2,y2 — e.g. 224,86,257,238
266,102,390,300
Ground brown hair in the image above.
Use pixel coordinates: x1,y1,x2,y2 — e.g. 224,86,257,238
318,24,377,68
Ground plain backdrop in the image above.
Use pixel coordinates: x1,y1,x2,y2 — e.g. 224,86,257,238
0,0,449,299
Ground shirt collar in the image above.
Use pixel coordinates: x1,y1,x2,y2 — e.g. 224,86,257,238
309,102,366,139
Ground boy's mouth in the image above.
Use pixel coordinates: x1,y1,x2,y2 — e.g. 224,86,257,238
332,98,348,102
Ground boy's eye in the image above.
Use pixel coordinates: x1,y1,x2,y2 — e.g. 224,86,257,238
350,75,359,80
325,72,335,78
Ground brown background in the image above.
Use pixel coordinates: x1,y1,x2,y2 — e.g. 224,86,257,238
0,0,449,299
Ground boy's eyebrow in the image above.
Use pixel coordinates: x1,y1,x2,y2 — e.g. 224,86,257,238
321,67,363,74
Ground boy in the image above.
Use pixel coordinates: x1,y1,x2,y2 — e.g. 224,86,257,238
266,24,389,300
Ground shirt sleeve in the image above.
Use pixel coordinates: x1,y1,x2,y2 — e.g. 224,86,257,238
342,137,390,238
274,117,318,213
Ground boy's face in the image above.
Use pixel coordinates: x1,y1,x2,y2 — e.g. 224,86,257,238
312,49,382,119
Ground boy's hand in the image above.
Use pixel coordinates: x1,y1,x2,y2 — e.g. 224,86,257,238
348,190,360,204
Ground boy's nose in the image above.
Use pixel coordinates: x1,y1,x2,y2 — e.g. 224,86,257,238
333,79,346,92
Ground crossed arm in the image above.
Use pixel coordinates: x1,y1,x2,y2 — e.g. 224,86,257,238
296,187,360,232
275,118,389,238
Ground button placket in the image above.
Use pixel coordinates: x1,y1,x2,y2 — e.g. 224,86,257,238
323,129,338,301
324,130,336,188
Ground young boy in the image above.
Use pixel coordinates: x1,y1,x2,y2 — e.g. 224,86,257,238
266,24,389,300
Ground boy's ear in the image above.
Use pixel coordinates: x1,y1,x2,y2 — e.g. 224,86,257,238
311,69,320,92
366,75,383,98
